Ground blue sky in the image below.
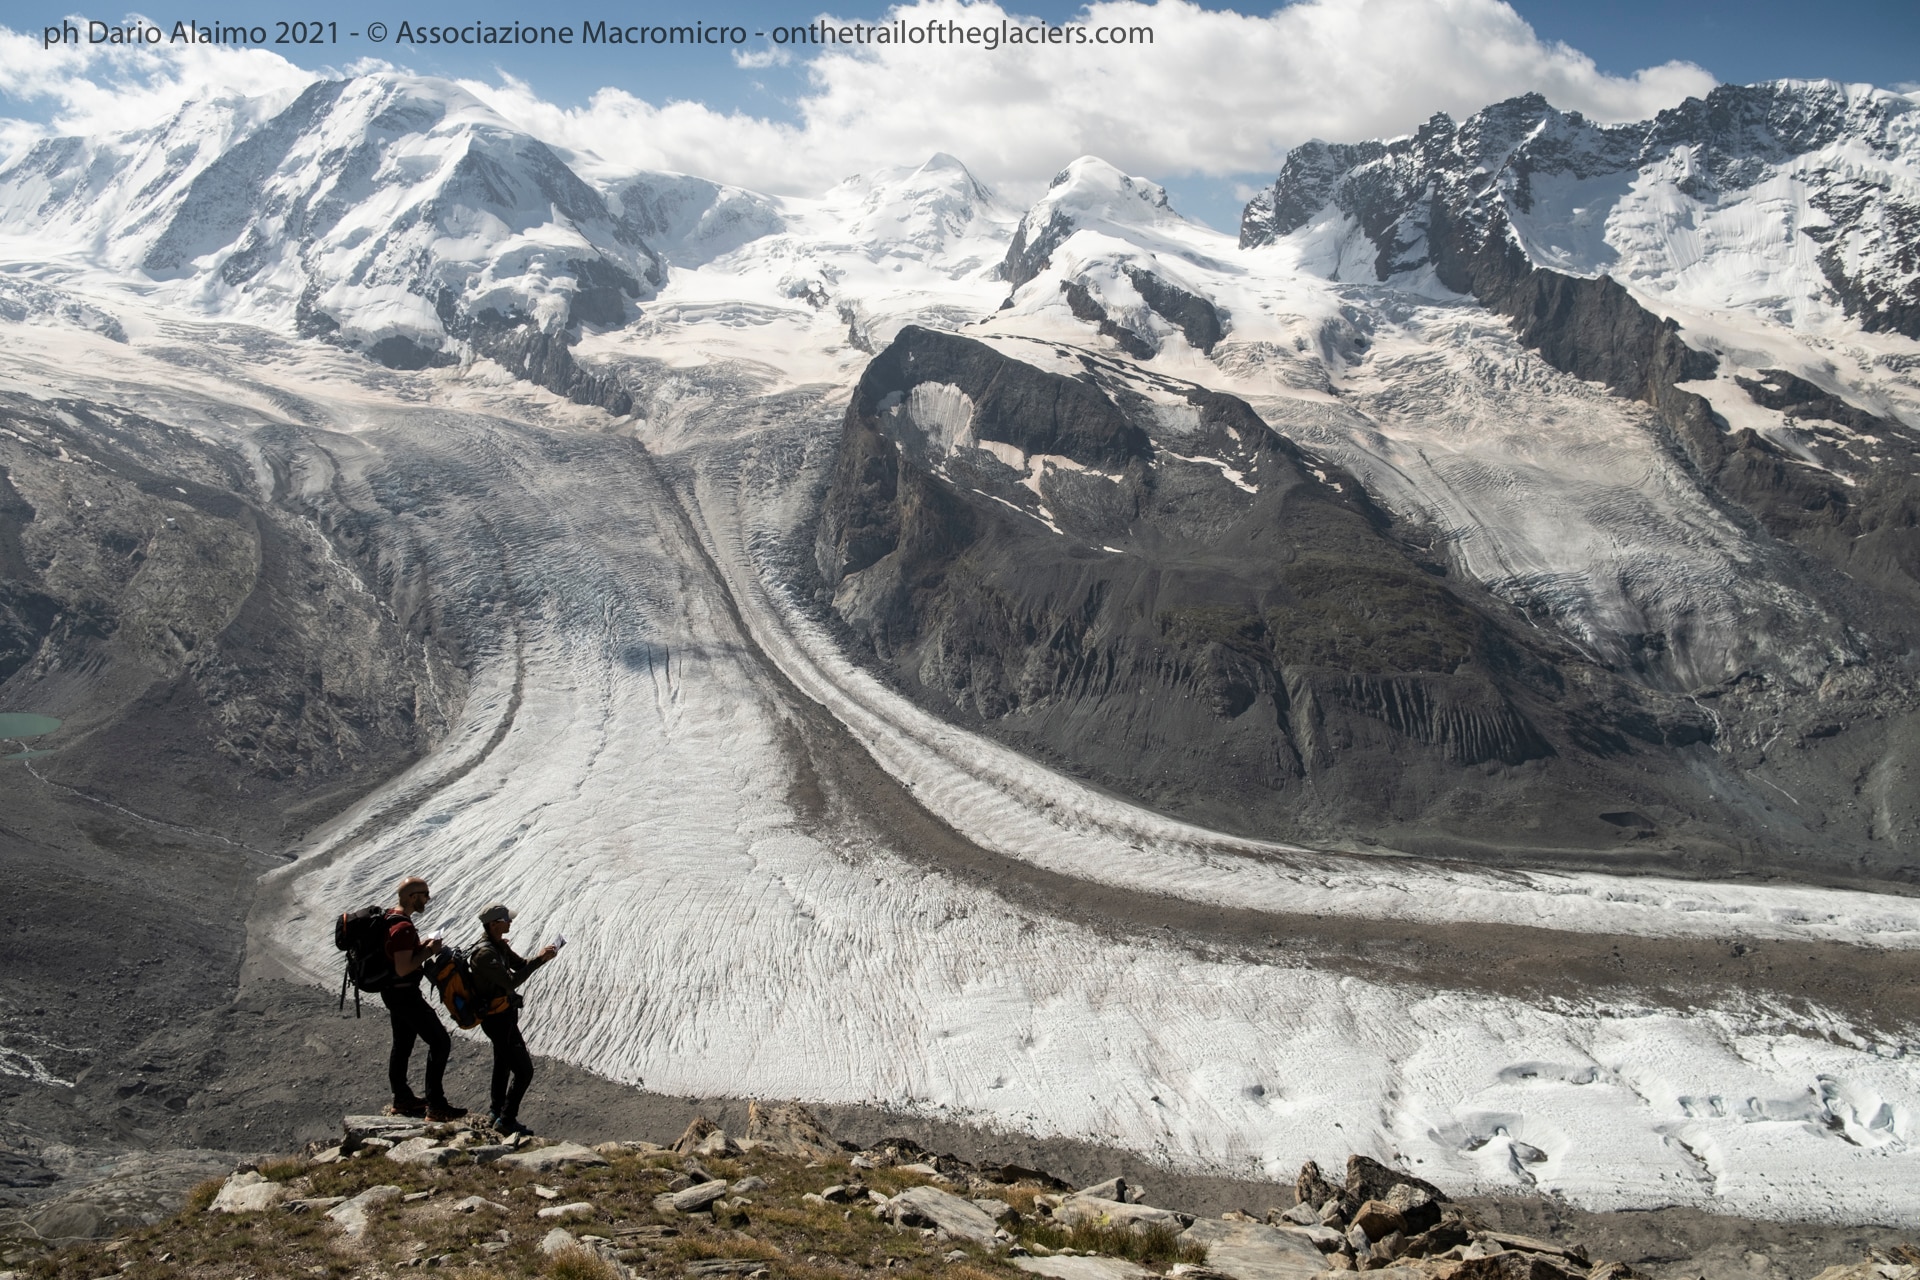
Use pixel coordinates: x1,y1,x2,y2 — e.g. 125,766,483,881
2,0,1914,229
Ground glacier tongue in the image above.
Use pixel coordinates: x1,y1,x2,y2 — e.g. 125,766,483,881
225,350,1917,1225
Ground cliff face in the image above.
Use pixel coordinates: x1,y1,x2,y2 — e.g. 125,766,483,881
811,326,1793,863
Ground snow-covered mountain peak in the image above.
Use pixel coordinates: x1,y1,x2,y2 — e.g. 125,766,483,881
1044,156,1173,214
815,152,1010,261
0,71,662,367
1000,156,1187,290
1242,80,1920,338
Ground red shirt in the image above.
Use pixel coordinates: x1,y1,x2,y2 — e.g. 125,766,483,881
385,913,422,963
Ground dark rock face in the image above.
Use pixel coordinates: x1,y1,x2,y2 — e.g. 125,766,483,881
1123,266,1224,353
0,394,463,838
467,323,635,415
812,327,1794,860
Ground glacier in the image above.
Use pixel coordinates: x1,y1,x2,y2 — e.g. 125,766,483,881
0,73,1916,1223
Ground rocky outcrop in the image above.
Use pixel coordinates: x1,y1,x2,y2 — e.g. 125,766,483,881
468,322,635,415
812,326,1797,861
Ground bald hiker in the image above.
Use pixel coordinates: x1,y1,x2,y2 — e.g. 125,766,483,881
469,902,560,1136
381,876,467,1120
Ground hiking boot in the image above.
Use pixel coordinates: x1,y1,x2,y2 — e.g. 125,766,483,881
498,1118,533,1137
386,1098,428,1118
425,1102,468,1122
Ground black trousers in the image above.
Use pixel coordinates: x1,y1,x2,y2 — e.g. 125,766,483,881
481,1008,534,1123
380,982,451,1106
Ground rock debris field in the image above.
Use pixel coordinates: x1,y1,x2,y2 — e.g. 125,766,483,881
9,1103,1918,1280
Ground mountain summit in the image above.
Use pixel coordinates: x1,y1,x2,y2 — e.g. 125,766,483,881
0,74,663,367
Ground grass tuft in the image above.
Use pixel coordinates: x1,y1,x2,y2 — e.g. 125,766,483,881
545,1246,620,1280
183,1176,225,1214
1020,1219,1207,1266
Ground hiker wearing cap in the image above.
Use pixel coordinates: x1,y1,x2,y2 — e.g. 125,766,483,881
381,877,468,1121
469,902,558,1136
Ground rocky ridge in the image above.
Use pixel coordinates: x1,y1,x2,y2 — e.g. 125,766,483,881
21,1103,1913,1280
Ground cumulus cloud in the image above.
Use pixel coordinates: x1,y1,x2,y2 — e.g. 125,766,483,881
2,0,1716,193
462,0,1714,192
0,12,314,156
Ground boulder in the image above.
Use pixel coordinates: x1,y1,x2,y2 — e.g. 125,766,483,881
496,1142,609,1172
538,1202,596,1220
540,1228,581,1256
1440,1255,1587,1280
1077,1177,1147,1204
283,1197,348,1214
1350,1201,1405,1239
1274,1224,1345,1252
1276,1204,1319,1227
385,1137,454,1167
1012,1259,1156,1280
1386,1184,1443,1233
673,1115,721,1154
210,1172,287,1214
1344,1156,1443,1209
740,1100,842,1160
1295,1161,1342,1214
326,1185,403,1237
465,1144,517,1164
972,1198,1018,1223
1055,1195,1191,1234
672,1180,731,1213
1400,1220,1473,1259
1479,1233,1587,1263
694,1129,742,1159
888,1185,999,1243
343,1115,428,1148
1179,1218,1327,1280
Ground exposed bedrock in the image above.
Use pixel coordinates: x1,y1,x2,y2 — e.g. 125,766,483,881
0,394,464,843
811,327,1894,873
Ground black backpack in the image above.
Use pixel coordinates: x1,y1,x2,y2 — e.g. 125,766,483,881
334,905,401,1016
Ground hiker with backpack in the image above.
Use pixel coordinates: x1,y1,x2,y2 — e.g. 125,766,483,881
469,902,559,1136
375,877,467,1121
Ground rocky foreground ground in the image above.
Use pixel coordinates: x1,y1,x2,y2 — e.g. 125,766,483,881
3,1104,1914,1280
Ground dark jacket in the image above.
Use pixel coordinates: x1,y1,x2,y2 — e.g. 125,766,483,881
469,936,548,1011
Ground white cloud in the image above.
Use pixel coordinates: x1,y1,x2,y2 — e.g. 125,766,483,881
461,0,1715,193
0,12,315,154
733,46,793,70
2,0,1716,195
